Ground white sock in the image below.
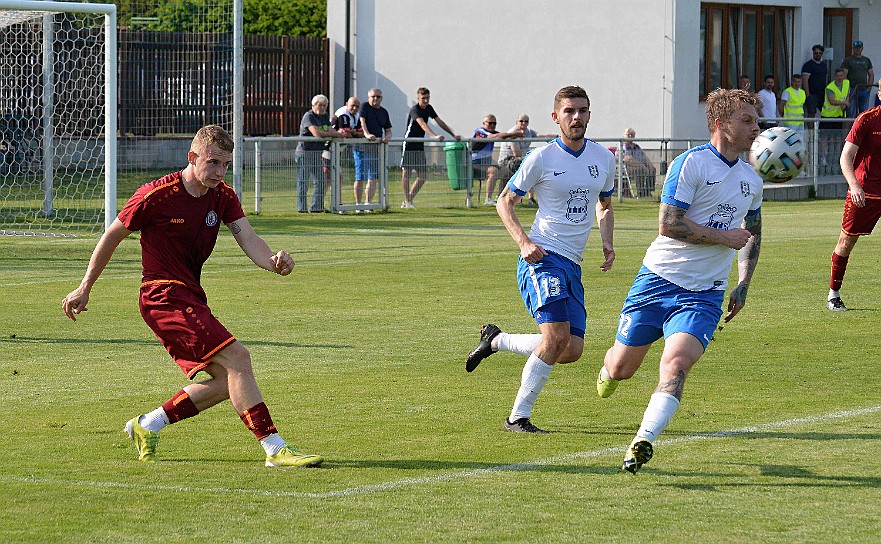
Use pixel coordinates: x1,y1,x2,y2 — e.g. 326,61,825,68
829,289,840,300
509,354,553,421
635,392,680,443
138,407,170,433
494,332,542,356
600,365,614,381
260,433,287,456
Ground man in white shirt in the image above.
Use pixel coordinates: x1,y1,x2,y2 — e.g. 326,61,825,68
596,88,764,473
757,75,778,130
465,86,616,434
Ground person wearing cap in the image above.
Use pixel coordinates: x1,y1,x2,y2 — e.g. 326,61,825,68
841,41,874,117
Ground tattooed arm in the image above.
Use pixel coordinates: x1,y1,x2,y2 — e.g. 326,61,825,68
658,203,753,249
227,217,295,275
724,210,762,322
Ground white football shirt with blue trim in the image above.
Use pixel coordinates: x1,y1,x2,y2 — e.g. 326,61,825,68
508,138,615,263
642,143,763,291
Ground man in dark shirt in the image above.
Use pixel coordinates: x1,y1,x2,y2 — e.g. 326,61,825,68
801,44,829,120
400,87,460,209
357,88,393,207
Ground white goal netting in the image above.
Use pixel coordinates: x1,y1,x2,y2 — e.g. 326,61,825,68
0,2,114,236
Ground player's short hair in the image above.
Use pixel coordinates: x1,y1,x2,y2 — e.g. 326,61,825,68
417,87,430,96
191,125,233,153
704,88,760,132
553,86,590,110
312,94,329,106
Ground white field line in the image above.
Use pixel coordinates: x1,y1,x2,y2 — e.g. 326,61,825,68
2,405,879,499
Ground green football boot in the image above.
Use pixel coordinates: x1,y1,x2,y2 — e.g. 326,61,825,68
596,367,620,398
265,445,324,468
124,416,160,462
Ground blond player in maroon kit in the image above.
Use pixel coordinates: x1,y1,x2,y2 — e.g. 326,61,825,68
61,125,323,467
827,81,881,312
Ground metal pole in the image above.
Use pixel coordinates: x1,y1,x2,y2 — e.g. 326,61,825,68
254,141,262,214
232,0,243,200
41,14,54,219
104,8,117,229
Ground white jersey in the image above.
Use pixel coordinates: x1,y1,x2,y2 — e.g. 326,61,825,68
508,138,615,263
643,143,763,291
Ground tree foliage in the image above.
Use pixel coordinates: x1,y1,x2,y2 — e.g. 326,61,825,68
113,0,327,37
243,0,326,37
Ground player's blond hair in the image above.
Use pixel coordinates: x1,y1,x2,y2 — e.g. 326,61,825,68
191,125,234,153
705,88,760,132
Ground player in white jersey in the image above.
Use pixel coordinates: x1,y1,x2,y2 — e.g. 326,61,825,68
465,86,616,433
596,88,763,472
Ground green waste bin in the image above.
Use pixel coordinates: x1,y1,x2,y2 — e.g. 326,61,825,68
444,141,468,190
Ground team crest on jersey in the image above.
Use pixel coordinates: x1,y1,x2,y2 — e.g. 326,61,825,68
706,203,736,230
565,188,590,223
741,181,751,197
205,210,218,227
588,165,599,178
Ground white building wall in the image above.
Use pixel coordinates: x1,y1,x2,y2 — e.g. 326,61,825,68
328,0,881,142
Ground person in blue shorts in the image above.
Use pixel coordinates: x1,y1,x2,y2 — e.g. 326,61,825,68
596,87,764,473
465,85,616,433
357,88,393,207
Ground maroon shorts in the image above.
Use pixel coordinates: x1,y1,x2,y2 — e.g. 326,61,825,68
841,194,881,236
139,281,236,379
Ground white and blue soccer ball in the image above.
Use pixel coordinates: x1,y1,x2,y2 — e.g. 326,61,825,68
749,126,806,183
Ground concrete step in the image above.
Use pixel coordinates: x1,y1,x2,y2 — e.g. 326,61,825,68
762,175,847,201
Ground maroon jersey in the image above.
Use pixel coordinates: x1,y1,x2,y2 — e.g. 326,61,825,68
846,106,881,197
117,172,245,297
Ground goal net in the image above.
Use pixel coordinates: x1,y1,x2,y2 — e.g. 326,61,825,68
0,0,116,236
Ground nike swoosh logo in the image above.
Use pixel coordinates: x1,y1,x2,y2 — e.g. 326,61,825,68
553,171,566,176
706,180,721,185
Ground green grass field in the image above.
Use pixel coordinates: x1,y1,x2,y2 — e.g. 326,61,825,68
2,199,879,543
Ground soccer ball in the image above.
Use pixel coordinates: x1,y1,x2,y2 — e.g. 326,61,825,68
749,126,805,183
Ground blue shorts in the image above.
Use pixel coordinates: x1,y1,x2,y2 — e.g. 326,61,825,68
516,251,586,338
615,266,724,349
353,148,379,181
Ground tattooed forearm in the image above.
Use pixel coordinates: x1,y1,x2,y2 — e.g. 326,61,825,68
661,204,708,244
656,370,687,400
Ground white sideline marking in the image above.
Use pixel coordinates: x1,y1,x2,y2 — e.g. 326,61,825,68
3,405,880,499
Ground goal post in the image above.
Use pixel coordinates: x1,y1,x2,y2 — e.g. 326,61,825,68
0,0,116,235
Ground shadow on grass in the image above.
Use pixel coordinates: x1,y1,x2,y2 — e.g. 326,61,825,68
662,462,881,489
327,458,620,475
0,335,353,350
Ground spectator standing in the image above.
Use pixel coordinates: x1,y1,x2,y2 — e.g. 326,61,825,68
400,87,460,209
472,114,523,205
357,88,393,208
61,125,323,468
841,40,874,117
327,97,363,207
820,69,851,169
802,44,829,120
778,73,806,136
296,94,347,213
757,75,778,130
738,74,752,91
825,80,881,312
